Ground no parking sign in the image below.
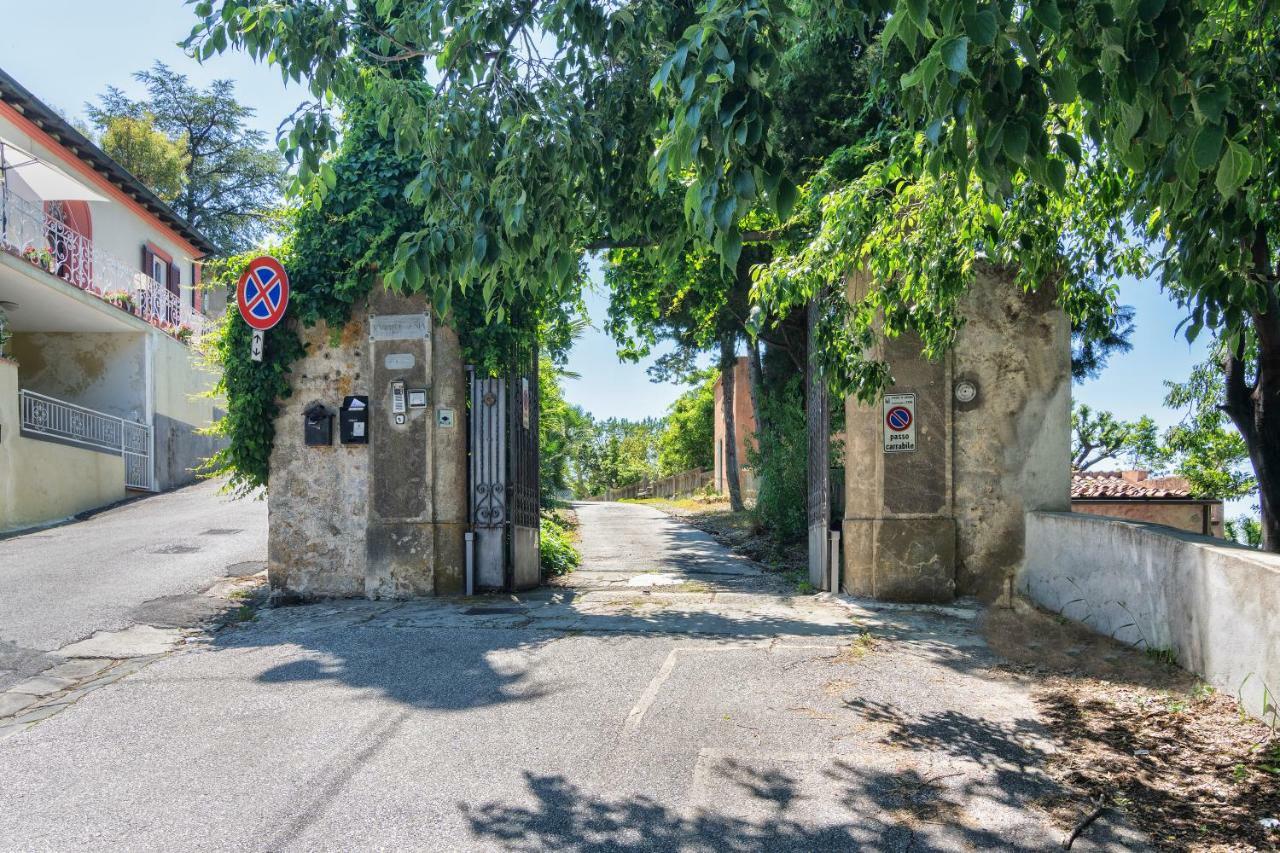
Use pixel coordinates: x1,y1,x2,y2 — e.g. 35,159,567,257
883,393,917,453
236,256,290,361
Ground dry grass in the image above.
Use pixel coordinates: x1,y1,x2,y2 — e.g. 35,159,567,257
984,601,1280,851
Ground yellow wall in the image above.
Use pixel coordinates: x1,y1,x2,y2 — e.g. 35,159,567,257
0,359,125,533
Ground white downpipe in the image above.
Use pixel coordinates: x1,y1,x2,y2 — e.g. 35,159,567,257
465,531,475,596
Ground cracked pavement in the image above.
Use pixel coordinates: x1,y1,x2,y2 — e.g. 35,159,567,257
0,479,267,690
0,499,1143,850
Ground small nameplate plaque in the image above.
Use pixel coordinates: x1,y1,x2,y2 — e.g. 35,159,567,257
384,353,416,370
370,314,431,341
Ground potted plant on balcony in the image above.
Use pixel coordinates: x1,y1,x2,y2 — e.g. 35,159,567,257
103,291,137,314
20,244,54,273
175,324,195,344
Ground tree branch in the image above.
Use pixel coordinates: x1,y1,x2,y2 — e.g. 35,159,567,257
584,225,803,253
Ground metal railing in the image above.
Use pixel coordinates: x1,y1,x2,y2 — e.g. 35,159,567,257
19,389,154,491
0,190,212,340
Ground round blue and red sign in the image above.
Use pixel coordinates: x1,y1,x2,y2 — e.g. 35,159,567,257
886,405,913,432
236,256,290,331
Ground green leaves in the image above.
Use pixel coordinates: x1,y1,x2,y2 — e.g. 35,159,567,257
964,8,998,47
1192,124,1225,170
1214,141,1254,197
1033,0,1062,33
1003,122,1029,162
776,177,798,221
940,36,969,74
905,0,931,31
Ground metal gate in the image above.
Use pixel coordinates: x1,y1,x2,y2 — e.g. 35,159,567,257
19,389,155,491
469,353,540,592
807,294,834,591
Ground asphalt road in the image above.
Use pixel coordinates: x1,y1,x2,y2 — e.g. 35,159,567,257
0,500,1141,851
0,480,266,686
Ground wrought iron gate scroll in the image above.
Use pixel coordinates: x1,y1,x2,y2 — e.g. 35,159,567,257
469,351,540,592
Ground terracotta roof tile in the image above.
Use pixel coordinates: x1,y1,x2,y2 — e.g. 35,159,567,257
1071,470,1193,500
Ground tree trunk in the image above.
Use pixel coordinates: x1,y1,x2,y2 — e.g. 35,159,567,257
746,337,764,447
720,333,745,513
1222,228,1280,551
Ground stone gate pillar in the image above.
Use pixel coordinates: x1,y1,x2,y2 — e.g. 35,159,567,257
267,289,468,600
841,265,1071,603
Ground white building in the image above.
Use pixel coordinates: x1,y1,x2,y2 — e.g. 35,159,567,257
0,68,225,533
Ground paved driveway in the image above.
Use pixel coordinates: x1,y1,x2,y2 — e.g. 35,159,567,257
0,501,1139,851
0,480,266,688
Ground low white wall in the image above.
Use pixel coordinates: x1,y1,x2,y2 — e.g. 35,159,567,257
1021,511,1280,721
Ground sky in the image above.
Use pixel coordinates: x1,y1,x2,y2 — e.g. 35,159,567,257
0,1,1224,458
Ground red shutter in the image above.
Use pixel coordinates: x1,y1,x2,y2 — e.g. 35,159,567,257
167,261,181,299
141,245,155,279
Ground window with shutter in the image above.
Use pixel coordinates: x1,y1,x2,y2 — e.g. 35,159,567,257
167,261,181,300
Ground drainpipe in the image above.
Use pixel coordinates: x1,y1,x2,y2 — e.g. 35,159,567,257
465,531,475,596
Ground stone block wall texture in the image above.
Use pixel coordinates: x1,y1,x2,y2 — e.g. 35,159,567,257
843,265,1071,602
268,315,371,598
1022,511,1280,721
266,297,468,600
951,271,1071,600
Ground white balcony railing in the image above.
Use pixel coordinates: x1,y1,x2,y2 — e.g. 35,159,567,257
0,189,213,341
19,389,154,491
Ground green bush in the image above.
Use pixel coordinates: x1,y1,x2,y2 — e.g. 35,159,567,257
750,376,809,544
540,514,581,577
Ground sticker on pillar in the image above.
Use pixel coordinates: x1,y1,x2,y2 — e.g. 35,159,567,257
883,393,916,453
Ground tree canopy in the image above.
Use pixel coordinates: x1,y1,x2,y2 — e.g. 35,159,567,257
188,0,1280,544
96,112,189,203
89,62,286,253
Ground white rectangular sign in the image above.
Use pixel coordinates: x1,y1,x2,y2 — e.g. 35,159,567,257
882,393,917,453
370,314,431,341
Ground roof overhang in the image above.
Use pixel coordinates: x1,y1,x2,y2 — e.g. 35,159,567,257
0,67,217,257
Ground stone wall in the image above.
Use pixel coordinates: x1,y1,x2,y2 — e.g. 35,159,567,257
1022,511,1280,721
842,265,1071,602
267,315,371,597
1071,499,1221,538
951,272,1072,599
266,294,467,600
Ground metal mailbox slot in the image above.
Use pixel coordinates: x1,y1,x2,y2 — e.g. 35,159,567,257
304,403,333,447
340,396,369,444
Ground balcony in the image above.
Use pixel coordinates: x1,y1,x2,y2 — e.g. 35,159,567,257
0,190,213,341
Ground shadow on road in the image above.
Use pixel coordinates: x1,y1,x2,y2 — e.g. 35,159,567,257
459,766,1069,852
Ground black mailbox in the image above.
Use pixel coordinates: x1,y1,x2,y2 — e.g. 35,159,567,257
340,395,369,444
303,403,333,447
